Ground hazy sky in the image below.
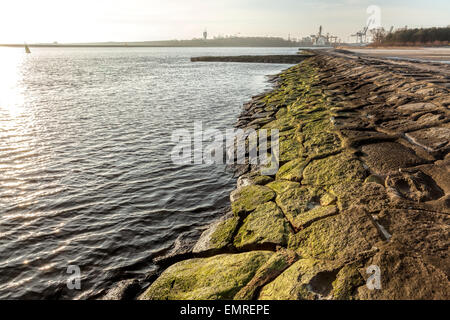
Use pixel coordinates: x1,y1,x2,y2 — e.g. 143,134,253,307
0,0,448,43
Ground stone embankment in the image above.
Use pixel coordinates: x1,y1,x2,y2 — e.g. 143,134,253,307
191,55,311,64
140,50,449,300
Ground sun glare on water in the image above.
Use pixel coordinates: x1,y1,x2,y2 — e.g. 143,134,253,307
0,48,26,118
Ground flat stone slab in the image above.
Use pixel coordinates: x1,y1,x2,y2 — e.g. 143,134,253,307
234,202,292,250
361,142,427,175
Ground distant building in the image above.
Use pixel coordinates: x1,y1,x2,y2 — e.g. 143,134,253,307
203,29,208,40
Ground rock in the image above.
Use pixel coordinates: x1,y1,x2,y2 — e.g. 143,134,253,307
302,152,367,186
233,202,292,250
231,185,276,216
396,102,439,114
100,279,141,300
279,137,302,162
357,242,450,300
361,142,426,175
386,169,444,202
153,232,198,266
275,158,309,182
275,186,338,230
139,251,273,300
266,180,301,194
234,248,298,300
193,214,240,254
237,172,273,189
364,175,385,186
258,258,344,300
288,208,382,261
301,120,342,156
339,129,395,148
405,125,450,156
331,264,365,300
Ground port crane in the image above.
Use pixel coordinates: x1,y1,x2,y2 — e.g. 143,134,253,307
351,26,369,44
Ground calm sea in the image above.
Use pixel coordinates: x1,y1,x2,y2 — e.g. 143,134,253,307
0,47,295,299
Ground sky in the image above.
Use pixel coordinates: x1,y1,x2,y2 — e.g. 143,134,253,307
0,0,448,43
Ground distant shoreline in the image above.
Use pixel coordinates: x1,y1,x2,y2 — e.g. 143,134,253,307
0,44,308,48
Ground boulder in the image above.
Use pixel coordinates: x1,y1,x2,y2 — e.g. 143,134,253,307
233,202,292,250
139,251,273,300
231,185,276,216
302,152,367,186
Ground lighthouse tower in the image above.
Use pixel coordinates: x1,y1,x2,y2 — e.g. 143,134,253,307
203,29,208,40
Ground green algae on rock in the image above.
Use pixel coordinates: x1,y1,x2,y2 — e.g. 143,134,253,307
139,251,273,300
258,258,340,300
288,208,382,261
275,158,309,182
231,185,276,216
302,152,367,186
266,180,301,194
233,202,292,250
193,216,240,254
275,186,330,230
234,249,298,300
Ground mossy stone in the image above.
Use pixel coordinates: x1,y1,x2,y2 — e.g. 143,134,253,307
139,251,273,300
288,209,382,261
276,158,309,182
234,202,292,250
193,216,240,253
235,249,298,300
331,264,365,300
258,258,339,300
302,152,367,186
266,180,301,194
231,185,276,216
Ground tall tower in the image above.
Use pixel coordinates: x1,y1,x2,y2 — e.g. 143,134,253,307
203,29,208,40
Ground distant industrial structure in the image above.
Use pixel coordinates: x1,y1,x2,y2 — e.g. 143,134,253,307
203,29,208,40
310,26,340,46
350,25,395,44
351,26,369,44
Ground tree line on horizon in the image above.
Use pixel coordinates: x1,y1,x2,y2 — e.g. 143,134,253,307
371,27,450,46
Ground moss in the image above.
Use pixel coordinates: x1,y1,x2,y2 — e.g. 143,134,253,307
231,185,276,216
139,251,273,300
258,258,338,300
288,210,381,260
234,202,292,250
302,129,342,157
279,137,302,162
293,205,338,229
331,264,365,300
238,172,273,188
235,249,298,300
193,216,240,254
329,181,390,213
302,152,367,186
275,186,334,230
275,107,287,119
276,158,309,182
266,180,301,194
320,192,337,206
262,117,295,132
210,217,240,248
252,175,274,185
364,175,385,186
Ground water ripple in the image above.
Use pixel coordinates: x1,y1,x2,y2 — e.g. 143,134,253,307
0,46,295,299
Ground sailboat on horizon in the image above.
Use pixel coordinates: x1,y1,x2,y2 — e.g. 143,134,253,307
25,43,31,54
